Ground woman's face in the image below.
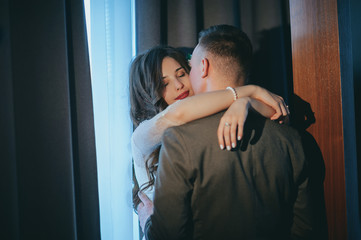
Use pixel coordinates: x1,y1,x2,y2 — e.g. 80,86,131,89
162,57,194,105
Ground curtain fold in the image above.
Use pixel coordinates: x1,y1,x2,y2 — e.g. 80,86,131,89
65,0,100,239
0,0,19,239
0,0,100,239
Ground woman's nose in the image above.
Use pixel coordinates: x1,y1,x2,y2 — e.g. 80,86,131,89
175,79,184,90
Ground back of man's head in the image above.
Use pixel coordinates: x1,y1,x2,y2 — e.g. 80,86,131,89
198,25,253,85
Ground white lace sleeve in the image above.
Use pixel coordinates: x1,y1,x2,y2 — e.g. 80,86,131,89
131,109,183,200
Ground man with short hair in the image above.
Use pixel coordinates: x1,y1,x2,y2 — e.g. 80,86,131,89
139,24,313,240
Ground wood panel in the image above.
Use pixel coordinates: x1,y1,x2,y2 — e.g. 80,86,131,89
289,0,347,239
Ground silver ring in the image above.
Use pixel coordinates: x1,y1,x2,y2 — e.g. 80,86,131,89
225,122,230,127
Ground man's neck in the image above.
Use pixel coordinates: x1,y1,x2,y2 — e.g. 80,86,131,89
205,76,238,92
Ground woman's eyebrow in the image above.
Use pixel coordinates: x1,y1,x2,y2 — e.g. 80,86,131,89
163,67,183,79
175,67,183,72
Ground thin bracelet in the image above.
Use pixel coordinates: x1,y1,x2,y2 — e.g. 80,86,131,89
226,86,238,101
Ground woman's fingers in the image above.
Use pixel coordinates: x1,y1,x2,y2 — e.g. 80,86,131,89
270,103,282,120
230,119,238,149
274,102,283,118
278,96,288,116
217,119,225,150
254,87,291,118
270,95,290,121
220,117,241,151
218,117,236,151
218,98,251,150
237,109,248,141
223,121,232,150
279,104,286,117
257,89,282,117
138,191,152,206
270,103,283,120
283,100,290,115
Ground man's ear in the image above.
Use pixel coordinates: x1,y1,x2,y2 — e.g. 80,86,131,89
201,58,209,78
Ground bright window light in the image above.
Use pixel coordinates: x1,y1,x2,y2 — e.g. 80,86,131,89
84,0,138,239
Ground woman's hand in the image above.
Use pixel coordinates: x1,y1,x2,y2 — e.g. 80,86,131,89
249,85,289,120
217,97,251,150
137,192,154,232
217,92,290,150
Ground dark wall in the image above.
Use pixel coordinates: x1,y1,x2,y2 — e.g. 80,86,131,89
247,0,293,104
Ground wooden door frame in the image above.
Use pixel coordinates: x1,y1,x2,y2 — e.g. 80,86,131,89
289,0,360,239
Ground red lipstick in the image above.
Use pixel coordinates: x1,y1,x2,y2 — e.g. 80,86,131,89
175,91,189,100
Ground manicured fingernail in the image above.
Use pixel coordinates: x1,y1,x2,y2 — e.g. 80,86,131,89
238,136,241,140
227,146,231,151
232,143,236,148
220,145,224,150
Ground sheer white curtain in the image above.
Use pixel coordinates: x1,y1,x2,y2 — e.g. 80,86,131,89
84,0,138,239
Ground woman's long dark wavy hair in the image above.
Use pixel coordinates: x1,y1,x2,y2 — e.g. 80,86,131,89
129,46,191,210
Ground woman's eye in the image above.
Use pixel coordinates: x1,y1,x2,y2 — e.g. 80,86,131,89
178,72,185,77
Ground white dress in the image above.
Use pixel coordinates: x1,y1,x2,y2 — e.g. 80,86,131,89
131,109,184,201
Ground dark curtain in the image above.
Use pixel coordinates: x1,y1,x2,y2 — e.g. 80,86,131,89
338,0,361,237
0,0,100,239
135,0,293,101
349,0,361,213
